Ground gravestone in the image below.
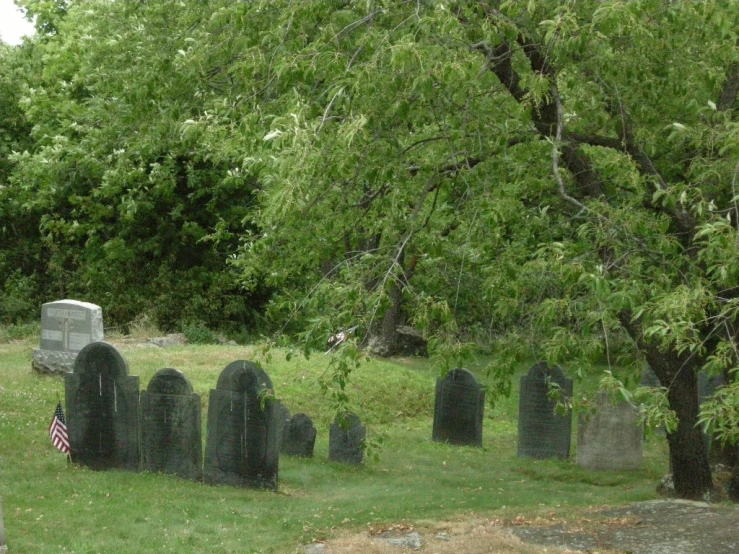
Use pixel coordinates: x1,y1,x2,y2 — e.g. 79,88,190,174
329,412,365,465
274,400,292,448
640,364,660,388
281,413,317,458
32,299,104,375
698,371,725,404
204,360,279,490
64,342,140,470
141,368,202,481
517,362,573,460
577,393,643,471
432,368,485,447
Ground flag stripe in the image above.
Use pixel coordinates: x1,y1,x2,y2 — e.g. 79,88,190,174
49,401,70,455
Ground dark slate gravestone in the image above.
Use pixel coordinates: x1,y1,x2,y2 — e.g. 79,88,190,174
640,364,660,388
204,360,279,490
32,299,104,375
432,368,484,447
517,362,573,460
281,413,317,458
274,400,291,448
141,368,202,481
698,371,725,404
329,412,366,465
577,392,642,471
64,342,140,470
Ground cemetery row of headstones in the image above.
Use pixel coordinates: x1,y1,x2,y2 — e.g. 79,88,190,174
432,363,644,471
65,342,366,492
42,299,643,476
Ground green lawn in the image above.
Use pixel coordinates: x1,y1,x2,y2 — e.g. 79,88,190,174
0,338,668,553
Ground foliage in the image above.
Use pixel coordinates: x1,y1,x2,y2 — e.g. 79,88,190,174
2,0,739,498
205,0,739,497
181,322,218,345
2,1,268,330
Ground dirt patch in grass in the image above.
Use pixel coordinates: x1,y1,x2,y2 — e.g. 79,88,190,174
307,500,739,554
303,518,592,554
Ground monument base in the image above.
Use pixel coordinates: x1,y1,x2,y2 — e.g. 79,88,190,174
32,349,78,375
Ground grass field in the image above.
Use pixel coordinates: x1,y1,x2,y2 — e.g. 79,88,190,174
0,335,669,553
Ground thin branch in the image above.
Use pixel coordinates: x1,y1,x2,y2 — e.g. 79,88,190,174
550,84,589,212
316,87,343,135
400,135,449,155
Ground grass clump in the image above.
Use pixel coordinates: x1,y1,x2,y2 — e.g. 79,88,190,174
1,338,669,553
0,322,39,342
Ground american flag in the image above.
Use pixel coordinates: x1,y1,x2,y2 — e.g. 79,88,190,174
49,401,70,455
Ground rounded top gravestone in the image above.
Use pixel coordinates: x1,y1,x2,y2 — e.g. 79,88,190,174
72,341,129,379
336,411,362,430
146,368,193,395
526,361,567,382
432,367,485,447
445,368,479,386
517,361,573,460
64,341,139,471
216,360,273,394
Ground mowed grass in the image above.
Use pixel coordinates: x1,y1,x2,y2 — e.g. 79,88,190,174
0,337,668,553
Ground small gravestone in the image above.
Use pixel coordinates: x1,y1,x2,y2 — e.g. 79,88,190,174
640,364,660,388
432,368,484,447
204,360,279,490
64,342,140,470
329,412,365,465
281,413,317,458
698,371,724,404
274,400,291,447
577,393,642,471
517,362,573,460
32,299,104,375
141,368,202,481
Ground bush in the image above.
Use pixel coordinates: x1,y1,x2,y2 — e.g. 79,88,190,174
182,323,217,344
0,321,39,342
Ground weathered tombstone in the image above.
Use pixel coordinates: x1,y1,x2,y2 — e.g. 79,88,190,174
639,364,660,388
140,368,202,481
517,362,573,460
32,299,104,375
639,364,667,438
432,368,485,447
577,392,643,471
274,400,291,448
698,371,724,404
64,342,140,470
281,413,317,458
329,412,365,465
204,360,279,490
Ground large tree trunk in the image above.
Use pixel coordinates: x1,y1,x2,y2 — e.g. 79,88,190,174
620,313,714,498
367,247,407,357
367,250,421,357
646,350,713,499
664,372,713,498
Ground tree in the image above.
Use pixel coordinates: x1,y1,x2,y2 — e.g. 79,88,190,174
226,0,739,499
3,1,267,329
0,41,40,322
4,0,738,499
